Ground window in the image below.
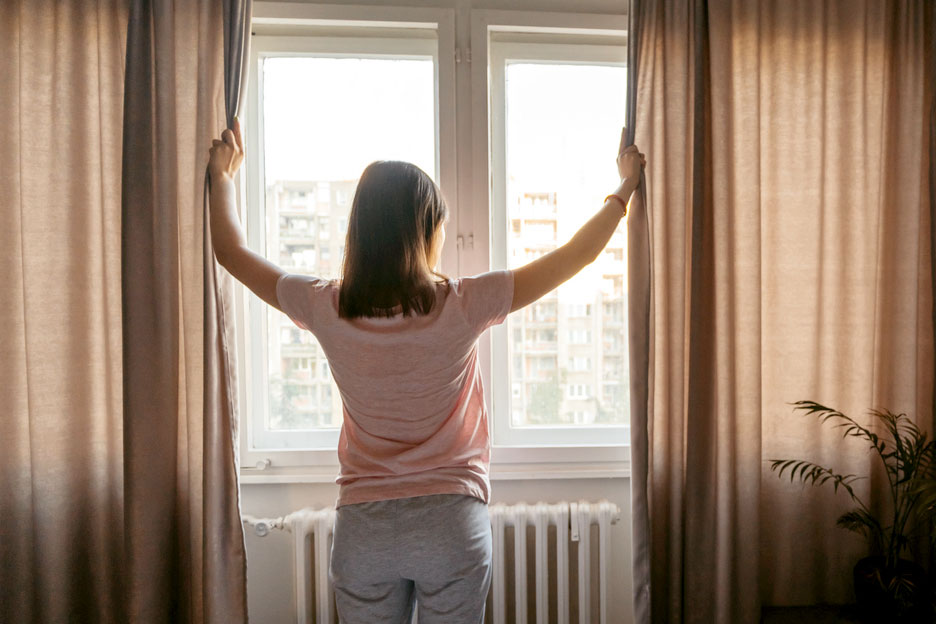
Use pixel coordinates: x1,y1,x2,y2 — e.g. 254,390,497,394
244,12,445,453
239,5,628,470
486,18,629,449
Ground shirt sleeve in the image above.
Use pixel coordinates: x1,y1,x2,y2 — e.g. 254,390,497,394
275,273,330,332
455,270,515,334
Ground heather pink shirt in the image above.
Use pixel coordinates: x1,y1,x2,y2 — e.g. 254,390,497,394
276,270,514,509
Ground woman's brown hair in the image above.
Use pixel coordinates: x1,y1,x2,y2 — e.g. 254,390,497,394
339,161,448,319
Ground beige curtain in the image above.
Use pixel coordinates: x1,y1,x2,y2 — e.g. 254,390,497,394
0,0,250,621
121,0,249,621
0,1,128,621
629,0,935,621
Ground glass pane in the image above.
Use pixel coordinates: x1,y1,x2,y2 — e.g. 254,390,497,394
504,62,628,428
262,56,436,430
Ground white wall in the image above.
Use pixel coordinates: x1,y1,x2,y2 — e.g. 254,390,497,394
242,1,633,622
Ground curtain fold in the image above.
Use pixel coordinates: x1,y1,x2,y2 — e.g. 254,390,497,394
625,1,652,622
121,0,250,621
0,1,129,621
628,1,935,622
201,1,252,620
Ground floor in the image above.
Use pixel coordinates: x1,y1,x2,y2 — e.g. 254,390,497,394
761,605,864,624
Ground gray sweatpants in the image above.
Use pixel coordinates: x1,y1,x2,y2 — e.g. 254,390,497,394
329,493,492,623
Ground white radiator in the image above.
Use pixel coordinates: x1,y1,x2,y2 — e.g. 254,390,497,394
243,499,622,624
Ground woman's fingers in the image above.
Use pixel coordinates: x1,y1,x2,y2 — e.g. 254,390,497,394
619,126,628,156
221,128,236,146
233,117,244,150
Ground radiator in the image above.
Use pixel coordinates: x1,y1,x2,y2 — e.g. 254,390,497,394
243,499,622,624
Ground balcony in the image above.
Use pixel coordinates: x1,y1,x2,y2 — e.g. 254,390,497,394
514,193,558,218
514,341,558,354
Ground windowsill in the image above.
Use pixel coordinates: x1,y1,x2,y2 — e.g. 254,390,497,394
239,459,630,484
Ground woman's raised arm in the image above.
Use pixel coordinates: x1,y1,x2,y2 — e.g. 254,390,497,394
207,118,286,312
509,128,644,313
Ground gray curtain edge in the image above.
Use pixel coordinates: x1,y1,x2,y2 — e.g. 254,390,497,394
625,0,652,622
201,0,253,621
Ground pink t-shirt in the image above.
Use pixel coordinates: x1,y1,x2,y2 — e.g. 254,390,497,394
276,270,514,508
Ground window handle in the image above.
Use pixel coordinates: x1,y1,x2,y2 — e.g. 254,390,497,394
456,233,474,250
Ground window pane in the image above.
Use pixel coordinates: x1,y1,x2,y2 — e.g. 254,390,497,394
504,62,628,428
261,56,435,430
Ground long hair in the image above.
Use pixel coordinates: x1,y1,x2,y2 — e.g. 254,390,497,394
339,161,448,319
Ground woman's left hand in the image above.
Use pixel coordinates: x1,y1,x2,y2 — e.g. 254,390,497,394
208,117,244,180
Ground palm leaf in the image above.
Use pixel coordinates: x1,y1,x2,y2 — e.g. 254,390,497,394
836,508,884,551
912,479,936,514
769,458,865,504
791,401,890,460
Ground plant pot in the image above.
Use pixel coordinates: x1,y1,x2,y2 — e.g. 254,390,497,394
853,555,933,622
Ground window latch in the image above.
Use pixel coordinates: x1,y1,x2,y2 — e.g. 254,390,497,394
456,233,474,250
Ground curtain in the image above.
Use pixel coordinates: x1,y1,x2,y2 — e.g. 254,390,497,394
628,1,935,622
121,0,251,621
0,1,128,621
0,0,251,620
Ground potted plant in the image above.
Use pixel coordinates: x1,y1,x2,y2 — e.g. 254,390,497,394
770,400,936,621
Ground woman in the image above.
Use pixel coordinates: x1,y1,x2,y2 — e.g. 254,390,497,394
207,119,644,623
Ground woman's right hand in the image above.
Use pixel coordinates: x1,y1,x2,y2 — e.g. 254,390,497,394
616,127,646,181
208,117,245,181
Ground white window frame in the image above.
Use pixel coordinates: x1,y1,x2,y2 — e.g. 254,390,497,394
479,11,629,455
236,4,630,482
238,2,456,472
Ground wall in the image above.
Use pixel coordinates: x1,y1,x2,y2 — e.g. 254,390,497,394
242,1,632,622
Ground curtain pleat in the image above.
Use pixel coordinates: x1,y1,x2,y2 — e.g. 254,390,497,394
625,0,653,621
628,1,934,621
121,0,250,621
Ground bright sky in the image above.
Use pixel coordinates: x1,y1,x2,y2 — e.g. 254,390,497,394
263,57,436,181
261,55,627,296
262,57,626,193
506,63,627,196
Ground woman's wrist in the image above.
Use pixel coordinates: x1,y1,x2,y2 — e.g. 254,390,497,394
614,177,638,198
605,178,637,215
210,169,236,183
604,194,628,216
